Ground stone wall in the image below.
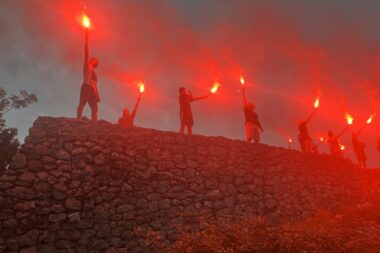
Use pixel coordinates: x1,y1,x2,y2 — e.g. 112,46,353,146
0,117,369,252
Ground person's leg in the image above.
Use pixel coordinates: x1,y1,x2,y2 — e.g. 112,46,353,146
77,85,88,120
89,96,98,121
253,125,260,143
180,123,185,134
188,125,193,136
245,123,253,143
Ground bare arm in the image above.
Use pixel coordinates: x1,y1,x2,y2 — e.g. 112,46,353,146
131,94,142,121
242,86,248,107
84,30,89,68
305,109,316,123
191,93,211,102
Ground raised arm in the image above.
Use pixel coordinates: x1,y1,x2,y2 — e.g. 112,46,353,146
131,94,142,122
305,109,317,123
191,93,211,102
84,30,89,68
242,86,248,107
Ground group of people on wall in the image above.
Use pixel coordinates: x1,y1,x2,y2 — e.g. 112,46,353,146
77,29,378,169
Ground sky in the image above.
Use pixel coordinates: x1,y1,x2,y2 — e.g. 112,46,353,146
0,0,379,167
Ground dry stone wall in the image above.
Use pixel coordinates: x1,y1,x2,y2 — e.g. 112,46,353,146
0,117,368,252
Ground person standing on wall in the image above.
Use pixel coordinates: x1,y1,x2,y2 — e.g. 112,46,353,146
118,92,143,128
241,84,263,143
179,87,211,136
351,132,367,169
77,29,100,121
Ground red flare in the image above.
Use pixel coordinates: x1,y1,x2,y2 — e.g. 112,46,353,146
211,82,220,94
345,113,354,125
240,76,245,86
314,97,320,109
366,114,375,124
139,83,145,93
82,14,91,29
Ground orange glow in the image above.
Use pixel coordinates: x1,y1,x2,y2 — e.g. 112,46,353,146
366,114,375,124
211,82,220,94
345,113,354,125
320,137,324,142
240,76,245,86
340,144,345,151
82,14,91,28
314,97,320,109
139,83,145,93
288,138,292,143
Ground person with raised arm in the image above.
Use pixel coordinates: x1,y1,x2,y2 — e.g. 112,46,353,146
351,131,367,169
327,130,343,158
179,87,211,136
298,111,316,153
118,92,143,129
241,84,263,143
77,29,100,121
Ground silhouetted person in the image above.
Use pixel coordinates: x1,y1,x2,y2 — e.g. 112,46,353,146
77,30,99,121
242,85,263,143
327,131,343,157
179,87,210,135
118,93,142,128
352,132,367,169
298,110,316,152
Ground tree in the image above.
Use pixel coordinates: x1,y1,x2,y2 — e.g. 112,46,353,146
0,87,37,171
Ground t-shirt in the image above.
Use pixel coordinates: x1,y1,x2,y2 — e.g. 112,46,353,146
118,116,134,129
243,107,262,130
179,94,194,125
298,122,310,140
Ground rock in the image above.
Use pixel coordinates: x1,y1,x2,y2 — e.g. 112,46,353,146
91,238,109,250
55,149,70,160
10,153,27,169
19,230,40,246
65,198,81,211
49,213,67,223
72,147,87,155
159,199,171,210
18,172,36,183
68,212,81,222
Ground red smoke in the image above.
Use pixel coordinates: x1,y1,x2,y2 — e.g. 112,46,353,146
2,0,379,166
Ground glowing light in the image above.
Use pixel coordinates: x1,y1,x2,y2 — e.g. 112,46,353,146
320,137,324,142
139,83,145,93
288,138,292,143
340,144,345,151
211,82,220,94
314,97,320,109
366,114,375,124
345,113,354,125
240,76,245,86
82,14,91,28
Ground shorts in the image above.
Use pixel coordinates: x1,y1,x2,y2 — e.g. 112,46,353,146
245,122,261,143
79,84,98,111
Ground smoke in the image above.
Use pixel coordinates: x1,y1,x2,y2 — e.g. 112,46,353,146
0,0,379,166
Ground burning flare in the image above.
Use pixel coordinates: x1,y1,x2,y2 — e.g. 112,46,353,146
288,138,292,143
340,144,345,151
314,97,320,109
366,114,375,124
240,76,245,86
345,113,354,125
211,82,220,94
82,14,91,28
320,137,324,142
138,83,145,93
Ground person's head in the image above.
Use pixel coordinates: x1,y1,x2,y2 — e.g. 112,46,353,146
328,131,334,138
298,121,307,132
179,87,186,95
90,57,99,68
123,108,130,118
248,102,255,110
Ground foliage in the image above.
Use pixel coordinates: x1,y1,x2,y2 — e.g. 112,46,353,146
149,210,380,253
0,87,37,170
